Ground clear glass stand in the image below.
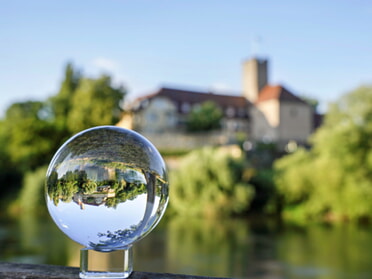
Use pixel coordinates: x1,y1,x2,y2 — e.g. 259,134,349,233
79,247,133,278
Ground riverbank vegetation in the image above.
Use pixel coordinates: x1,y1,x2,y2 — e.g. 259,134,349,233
0,63,371,224
274,86,372,223
169,146,255,217
0,63,126,216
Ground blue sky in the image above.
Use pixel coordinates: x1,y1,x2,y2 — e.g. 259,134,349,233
1,0,371,116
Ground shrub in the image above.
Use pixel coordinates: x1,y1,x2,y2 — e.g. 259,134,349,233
169,147,254,217
16,166,48,215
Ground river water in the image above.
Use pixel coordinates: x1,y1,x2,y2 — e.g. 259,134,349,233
1,213,372,279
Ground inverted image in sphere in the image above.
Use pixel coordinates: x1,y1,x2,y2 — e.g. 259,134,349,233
45,126,169,252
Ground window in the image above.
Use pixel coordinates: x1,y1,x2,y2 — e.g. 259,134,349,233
181,102,191,113
146,112,157,122
238,108,246,117
141,99,149,108
226,107,235,117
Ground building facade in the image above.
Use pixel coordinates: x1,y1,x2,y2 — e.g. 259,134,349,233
118,57,318,150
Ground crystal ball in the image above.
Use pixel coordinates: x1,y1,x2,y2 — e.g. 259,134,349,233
45,126,169,252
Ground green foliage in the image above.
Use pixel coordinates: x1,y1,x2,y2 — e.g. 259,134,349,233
67,75,126,134
106,182,147,209
166,217,251,278
249,141,280,169
48,62,81,142
186,101,223,132
0,63,127,215
1,64,126,173
46,167,147,208
159,148,191,157
3,101,59,171
169,147,255,217
51,63,81,118
0,121,22,199
249,169,276,213
274,85,372,222
275,224,372,278
17,166,48,214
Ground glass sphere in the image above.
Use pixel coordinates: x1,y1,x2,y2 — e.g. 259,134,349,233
45,126,169,252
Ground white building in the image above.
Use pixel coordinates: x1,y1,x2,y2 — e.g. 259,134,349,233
118,57,320,150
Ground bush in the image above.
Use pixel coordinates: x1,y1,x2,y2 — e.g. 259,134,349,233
274,85,372,223
186,101,223,132
15,166,48,215
169,147,255,217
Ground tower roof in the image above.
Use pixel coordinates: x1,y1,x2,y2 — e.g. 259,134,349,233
257,85,308,104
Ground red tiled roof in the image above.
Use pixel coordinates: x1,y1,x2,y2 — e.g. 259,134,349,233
157,87,248,108
133,87,251,118
257,85,308,104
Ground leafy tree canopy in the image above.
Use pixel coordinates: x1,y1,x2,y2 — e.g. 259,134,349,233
186,101,223,132
3,101,57,171
274,85,372,223
67,75,126,134
170,147,255,217
1,63,127,173
49,62,81,133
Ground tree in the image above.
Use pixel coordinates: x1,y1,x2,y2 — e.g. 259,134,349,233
17,166,49,214
48,62,81,141
170,147,255,217
186,101,223,132
67,75,126,134
0,120,22,197
274,85,372,222
50,63,81,121
3,101,58,171
4,67,126,171
0,63,128,214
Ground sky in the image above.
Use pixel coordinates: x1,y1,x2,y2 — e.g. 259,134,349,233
1,0,372,116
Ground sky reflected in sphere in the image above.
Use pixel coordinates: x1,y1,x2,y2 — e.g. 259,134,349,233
45,126,169,252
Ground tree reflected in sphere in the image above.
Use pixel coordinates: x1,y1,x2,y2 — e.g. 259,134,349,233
45,126,169,252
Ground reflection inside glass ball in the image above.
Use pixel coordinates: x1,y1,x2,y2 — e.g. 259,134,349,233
45,126,169,252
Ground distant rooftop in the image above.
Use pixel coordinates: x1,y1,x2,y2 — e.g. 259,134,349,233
257,85,308,104
133,87,251,118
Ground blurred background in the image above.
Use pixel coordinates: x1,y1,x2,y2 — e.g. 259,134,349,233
1,1,372,278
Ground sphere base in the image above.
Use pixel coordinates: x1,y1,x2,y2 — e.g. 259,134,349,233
79,247,133,279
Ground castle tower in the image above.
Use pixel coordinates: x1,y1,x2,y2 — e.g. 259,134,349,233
242,58,268,103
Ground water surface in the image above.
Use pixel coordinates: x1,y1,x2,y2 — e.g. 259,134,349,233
1,214,372,279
